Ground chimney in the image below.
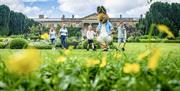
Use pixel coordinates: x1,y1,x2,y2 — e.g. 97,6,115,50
120,14,122,18
62,15,65,20
72,15,74,19
39,15,44,19
140,14,143,19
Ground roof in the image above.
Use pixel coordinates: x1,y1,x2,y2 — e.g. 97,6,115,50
31,13,139,22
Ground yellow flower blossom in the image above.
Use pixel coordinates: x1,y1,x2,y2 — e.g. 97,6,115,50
138,50,150,60
148,48,161,70
41,33,49,40
157,24,175,38
64,49,71,56
56,56,66,63
123,63,140,74
100,56,107,68
85,59,100,67
6,49,42,75
113,52,122,60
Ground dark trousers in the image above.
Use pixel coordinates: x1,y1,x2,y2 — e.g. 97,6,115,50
61,35,67,48
50,38,55,45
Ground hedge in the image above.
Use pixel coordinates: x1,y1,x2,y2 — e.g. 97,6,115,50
9,38,28,49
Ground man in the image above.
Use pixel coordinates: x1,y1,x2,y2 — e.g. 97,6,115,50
59,24,68,49
117,22,127,51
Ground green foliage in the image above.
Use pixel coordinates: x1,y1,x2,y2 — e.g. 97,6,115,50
0,43,180,90
137,2,180,37
9,38,28,49
29,42,52,49
67,26,82,37
0,5,39,36
0,5,10,36
0,42,6,49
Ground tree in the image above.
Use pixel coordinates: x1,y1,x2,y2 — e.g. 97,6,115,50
137,2,180,37
0,5,39,36
0,5,10,35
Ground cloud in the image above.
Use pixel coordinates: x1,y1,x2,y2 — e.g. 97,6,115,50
58,0,101,15
1,0,180,18
57,0,180,17
0,0,60,18
0,0,40,16
22,0,49,2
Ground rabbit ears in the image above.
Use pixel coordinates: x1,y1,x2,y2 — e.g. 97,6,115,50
97,6,107,14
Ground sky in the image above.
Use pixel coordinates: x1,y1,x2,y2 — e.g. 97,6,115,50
0,0,180,18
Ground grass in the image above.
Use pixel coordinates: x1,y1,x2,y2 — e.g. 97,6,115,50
0,43,180,91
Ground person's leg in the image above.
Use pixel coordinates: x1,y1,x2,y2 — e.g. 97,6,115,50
63,36,67,49
61,36,64,48
87,40,90,51
51,39,53,45
122,38,126,51
91,40,95,50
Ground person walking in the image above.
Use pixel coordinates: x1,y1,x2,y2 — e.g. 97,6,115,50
59,24,68,49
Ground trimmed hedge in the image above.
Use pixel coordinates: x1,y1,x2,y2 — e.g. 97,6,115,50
128,39,180,43
9,38,28,49
29,42,52,49
0,42,6,49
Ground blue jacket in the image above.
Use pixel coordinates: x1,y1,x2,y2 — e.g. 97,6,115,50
97,21,113,34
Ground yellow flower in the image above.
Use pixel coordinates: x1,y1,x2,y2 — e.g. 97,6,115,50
157,24,175,38
138,50,150,60
56,56,66,63
41,33,49,40
68,46,74,50
123,63,140,74
6,49,42,75
64,49,71,56
85,59,100,67
113,52,122,60
100,56,107,68
148,48,161,70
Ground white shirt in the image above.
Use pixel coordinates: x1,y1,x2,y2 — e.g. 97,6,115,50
100,24,108,36
60,28,68,36
49,31,56,39
86,31,96,39
118,26,127,39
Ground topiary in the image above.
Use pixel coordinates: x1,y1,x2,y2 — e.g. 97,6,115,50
9,38,28,49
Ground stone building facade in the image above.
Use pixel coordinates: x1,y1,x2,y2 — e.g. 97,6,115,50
33,13,139,29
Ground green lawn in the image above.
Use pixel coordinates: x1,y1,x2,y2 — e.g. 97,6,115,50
0,43,180,91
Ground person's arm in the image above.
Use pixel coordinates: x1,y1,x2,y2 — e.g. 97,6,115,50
124,28,127,40
96,23,101,33
109,21,114,34
59,29,62,37
65,28,68,37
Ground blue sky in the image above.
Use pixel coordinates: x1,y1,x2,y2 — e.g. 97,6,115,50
1,0,180,18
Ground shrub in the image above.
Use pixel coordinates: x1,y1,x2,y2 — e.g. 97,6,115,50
10,35,24,38
67,37,79,49
29,42,52,49
0,38,4,42
9,38,28,49
0,42,6,49
139,39,180,43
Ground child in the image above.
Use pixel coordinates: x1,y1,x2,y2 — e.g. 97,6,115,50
49,27,56,50
86,25,96,51
117,22,127,51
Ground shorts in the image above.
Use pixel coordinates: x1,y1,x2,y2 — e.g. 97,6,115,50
97,34,112,43
118,38,126,43
88,39,93,44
